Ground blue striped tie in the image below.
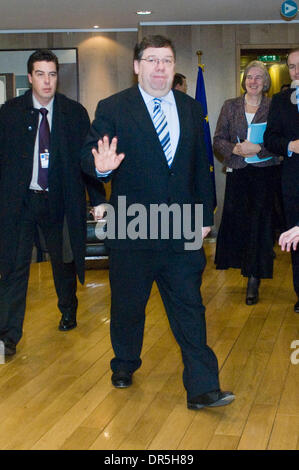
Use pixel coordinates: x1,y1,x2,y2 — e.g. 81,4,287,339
153,98,173,166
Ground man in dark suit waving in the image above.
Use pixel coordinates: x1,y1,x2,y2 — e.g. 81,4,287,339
0,49,105,357
264,48,299,313
81,35,234,410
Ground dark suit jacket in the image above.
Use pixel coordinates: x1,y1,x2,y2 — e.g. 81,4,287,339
264,88,299,226
81,85,214,251
0,90,105,282
213,94,280,169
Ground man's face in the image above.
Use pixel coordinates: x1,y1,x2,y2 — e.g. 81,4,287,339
28,60,58,105
287,51,299,82
134,47,175,97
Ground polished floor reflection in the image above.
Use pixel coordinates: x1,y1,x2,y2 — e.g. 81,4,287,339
0,242,298,450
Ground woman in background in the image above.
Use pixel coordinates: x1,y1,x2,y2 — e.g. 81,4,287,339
213,61,281,305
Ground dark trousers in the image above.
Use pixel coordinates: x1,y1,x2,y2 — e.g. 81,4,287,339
109,248,220,399
281,159,299,298
0,191,77,345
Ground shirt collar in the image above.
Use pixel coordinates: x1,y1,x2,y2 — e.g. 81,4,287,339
32,93,54,113
138,84,175,106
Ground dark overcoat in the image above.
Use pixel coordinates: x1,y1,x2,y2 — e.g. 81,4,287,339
0,90,105,282
264,88,299,227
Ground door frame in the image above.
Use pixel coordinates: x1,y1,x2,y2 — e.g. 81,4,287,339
236,43,298,95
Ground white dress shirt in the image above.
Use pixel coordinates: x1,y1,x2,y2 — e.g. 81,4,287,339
138,84,180,159
29,94,54,190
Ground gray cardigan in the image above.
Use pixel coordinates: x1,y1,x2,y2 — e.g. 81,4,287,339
213,94,280,169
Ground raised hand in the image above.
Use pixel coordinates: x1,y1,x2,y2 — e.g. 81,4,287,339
92,135,125,173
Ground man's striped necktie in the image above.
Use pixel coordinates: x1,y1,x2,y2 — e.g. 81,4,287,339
153,98,173,166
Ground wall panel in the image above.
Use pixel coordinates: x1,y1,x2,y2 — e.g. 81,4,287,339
0,24,298,227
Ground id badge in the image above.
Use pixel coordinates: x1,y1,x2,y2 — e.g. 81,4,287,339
40,152,49,169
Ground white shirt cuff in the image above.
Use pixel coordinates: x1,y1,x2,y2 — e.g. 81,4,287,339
95,169,112,177
287,142,293,158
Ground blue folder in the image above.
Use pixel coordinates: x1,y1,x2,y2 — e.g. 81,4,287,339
245,122,272,163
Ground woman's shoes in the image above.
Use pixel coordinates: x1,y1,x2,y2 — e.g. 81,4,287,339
246,276,260,305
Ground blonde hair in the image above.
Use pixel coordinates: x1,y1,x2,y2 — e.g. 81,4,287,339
241,60,271,93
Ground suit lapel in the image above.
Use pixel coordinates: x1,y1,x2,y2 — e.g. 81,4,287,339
23,91,39,159
125,86,160,139
285,88,299,127
125,87,172,168
49,96,59,173
172,91,189,167
235,96,248,140
50,94,68,173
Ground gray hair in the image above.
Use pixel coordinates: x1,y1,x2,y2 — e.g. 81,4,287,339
241,60,271,93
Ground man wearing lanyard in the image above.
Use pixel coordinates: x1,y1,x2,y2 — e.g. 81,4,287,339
0,49,105,357
264,48,299,313
81,35,235,410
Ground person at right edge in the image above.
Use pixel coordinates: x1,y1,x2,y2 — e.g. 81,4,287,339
264,48,299,314
213,60,281,305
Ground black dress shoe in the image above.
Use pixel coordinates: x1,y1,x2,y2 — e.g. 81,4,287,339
294,300,299,313
111,371,133,388
1,338,16,357
246,276,260,305
58,314,77,331
187,389,235,410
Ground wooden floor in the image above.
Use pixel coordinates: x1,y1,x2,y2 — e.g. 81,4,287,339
0,242,298,450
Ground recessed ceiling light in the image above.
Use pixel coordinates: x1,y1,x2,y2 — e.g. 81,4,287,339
93,25,100,28
136,11,152,15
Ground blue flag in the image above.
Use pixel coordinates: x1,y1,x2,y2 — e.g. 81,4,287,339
195,64,217,212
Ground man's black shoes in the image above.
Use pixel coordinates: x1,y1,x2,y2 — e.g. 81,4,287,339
111,371,133,388
58,313,77,331
187,389,235,410
294,300,299,313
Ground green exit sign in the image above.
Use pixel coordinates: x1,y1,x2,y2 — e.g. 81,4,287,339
257,55,281,62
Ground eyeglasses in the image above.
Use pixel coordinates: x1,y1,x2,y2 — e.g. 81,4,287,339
140,57,175,67
246,74,264,81
288,64,299,70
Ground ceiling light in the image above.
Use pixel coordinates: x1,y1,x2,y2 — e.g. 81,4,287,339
93,25,100,29
136,11,152,15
